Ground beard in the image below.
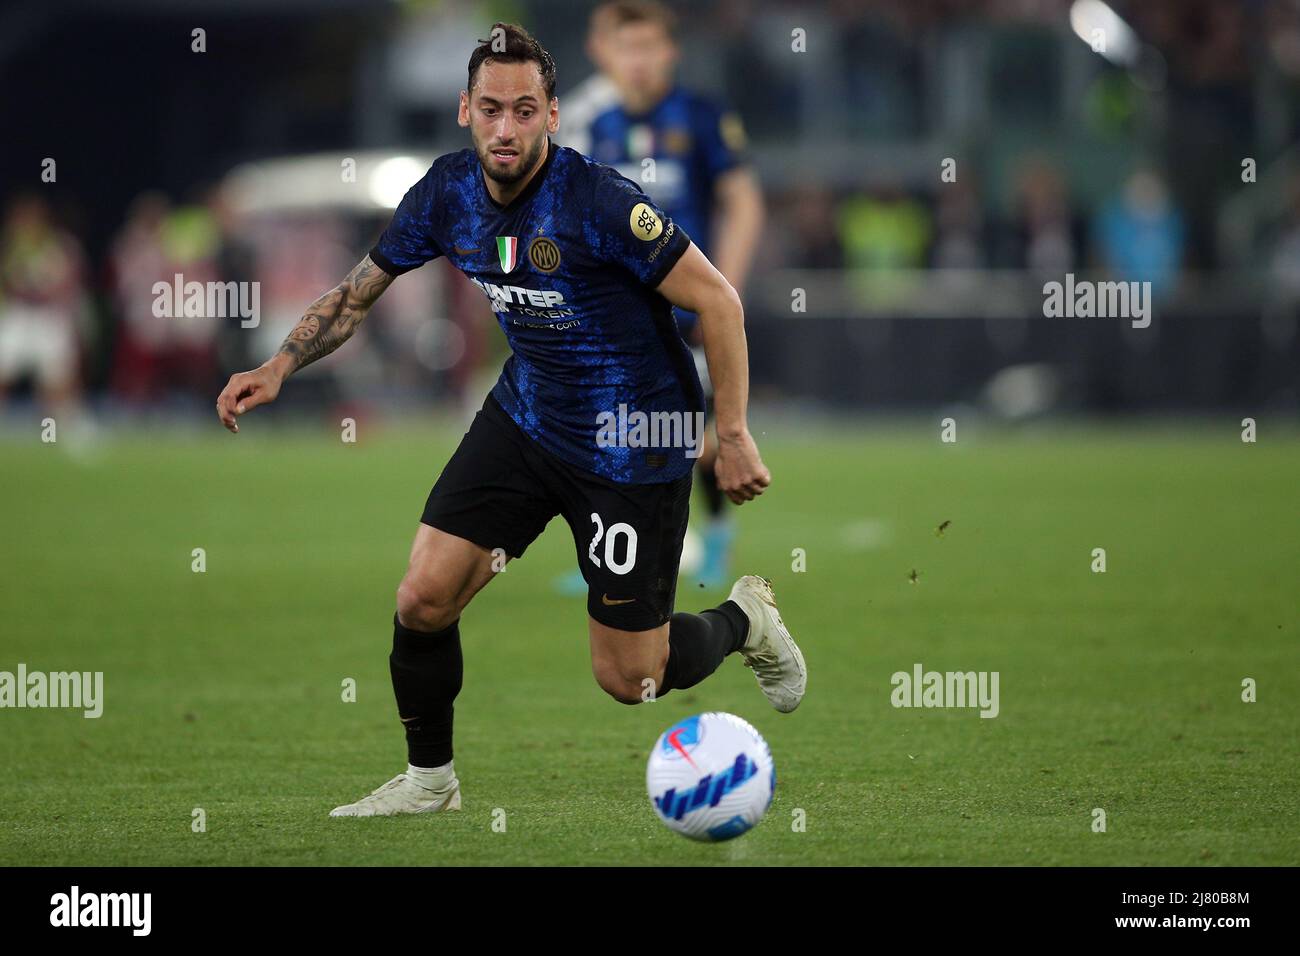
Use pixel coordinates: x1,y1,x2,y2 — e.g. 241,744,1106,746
477,132,547,186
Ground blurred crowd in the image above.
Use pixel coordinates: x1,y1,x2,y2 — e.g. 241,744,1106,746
0,190,254,420
0,188,476,422
769,159,1185,290
0,157,1220,415
3,0,1299,418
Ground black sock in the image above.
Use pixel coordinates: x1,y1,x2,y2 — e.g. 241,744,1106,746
659,600,749,695
699,459,726,517
389,612,463,768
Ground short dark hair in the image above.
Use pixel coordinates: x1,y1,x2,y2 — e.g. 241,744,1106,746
603,0,677,38
467,23,557,101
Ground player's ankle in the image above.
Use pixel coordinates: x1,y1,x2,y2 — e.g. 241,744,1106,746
407,760,454,791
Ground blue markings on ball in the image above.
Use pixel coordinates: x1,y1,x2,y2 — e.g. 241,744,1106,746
653,751,758,821
706,815,754,841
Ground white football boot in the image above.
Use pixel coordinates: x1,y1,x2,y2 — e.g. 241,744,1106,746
728,575,807,713
329,766,461,817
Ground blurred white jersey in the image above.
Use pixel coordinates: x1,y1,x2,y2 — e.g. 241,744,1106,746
0,305,77,388
555,73,619,157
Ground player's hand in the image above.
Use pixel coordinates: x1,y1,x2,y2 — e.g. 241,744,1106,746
216,364,285,433
714,429,771,504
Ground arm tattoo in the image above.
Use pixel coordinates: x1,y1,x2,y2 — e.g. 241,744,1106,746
276,257,393,373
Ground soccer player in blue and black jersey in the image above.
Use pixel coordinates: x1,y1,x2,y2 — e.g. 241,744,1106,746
575,1,766,590
215,24,804,817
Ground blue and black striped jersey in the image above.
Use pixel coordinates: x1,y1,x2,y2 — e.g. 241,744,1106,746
370,139,702,484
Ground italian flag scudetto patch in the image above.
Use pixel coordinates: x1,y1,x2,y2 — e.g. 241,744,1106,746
496,236,518,273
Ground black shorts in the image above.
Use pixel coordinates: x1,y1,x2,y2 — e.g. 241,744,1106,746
421,394,692,631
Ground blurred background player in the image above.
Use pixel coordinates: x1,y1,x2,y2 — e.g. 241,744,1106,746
553,3,621,158
106,191,223,409
0,194,89,432
555,0,765,593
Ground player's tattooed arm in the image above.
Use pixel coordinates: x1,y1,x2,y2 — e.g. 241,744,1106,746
215,255,395,433
274,255,394,375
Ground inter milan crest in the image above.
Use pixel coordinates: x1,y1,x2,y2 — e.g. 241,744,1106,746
528,236,561,273
496,236,518,273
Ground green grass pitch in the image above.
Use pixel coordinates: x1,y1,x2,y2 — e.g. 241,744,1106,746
1,416,1297,865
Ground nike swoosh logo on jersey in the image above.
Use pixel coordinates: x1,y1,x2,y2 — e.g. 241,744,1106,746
601,594,637,606
453,246,481,255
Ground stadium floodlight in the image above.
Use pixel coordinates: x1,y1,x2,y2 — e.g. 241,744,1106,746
1069,0,1140,67
223,152,434,215
368,156,427,209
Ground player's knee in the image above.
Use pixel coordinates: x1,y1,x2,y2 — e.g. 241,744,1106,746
592,660,654,705
395,577,460,632
602,680,645,706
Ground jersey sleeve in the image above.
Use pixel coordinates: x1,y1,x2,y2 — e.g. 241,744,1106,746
369,161,444,276
588,167,692,287
695,99,747,183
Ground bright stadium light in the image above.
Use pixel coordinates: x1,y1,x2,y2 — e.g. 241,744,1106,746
368,155,426,209
1069,0,1140,67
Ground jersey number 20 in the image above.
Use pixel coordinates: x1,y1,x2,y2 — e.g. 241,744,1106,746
587,513,637,575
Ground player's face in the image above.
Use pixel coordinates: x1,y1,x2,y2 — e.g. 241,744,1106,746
587,21,616,74
461,60,557,186
608,22,677,103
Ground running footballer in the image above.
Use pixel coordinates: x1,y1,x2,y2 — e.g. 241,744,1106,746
214,24,806,817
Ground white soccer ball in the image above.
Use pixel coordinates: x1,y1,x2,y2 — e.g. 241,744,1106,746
646,712,775,841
